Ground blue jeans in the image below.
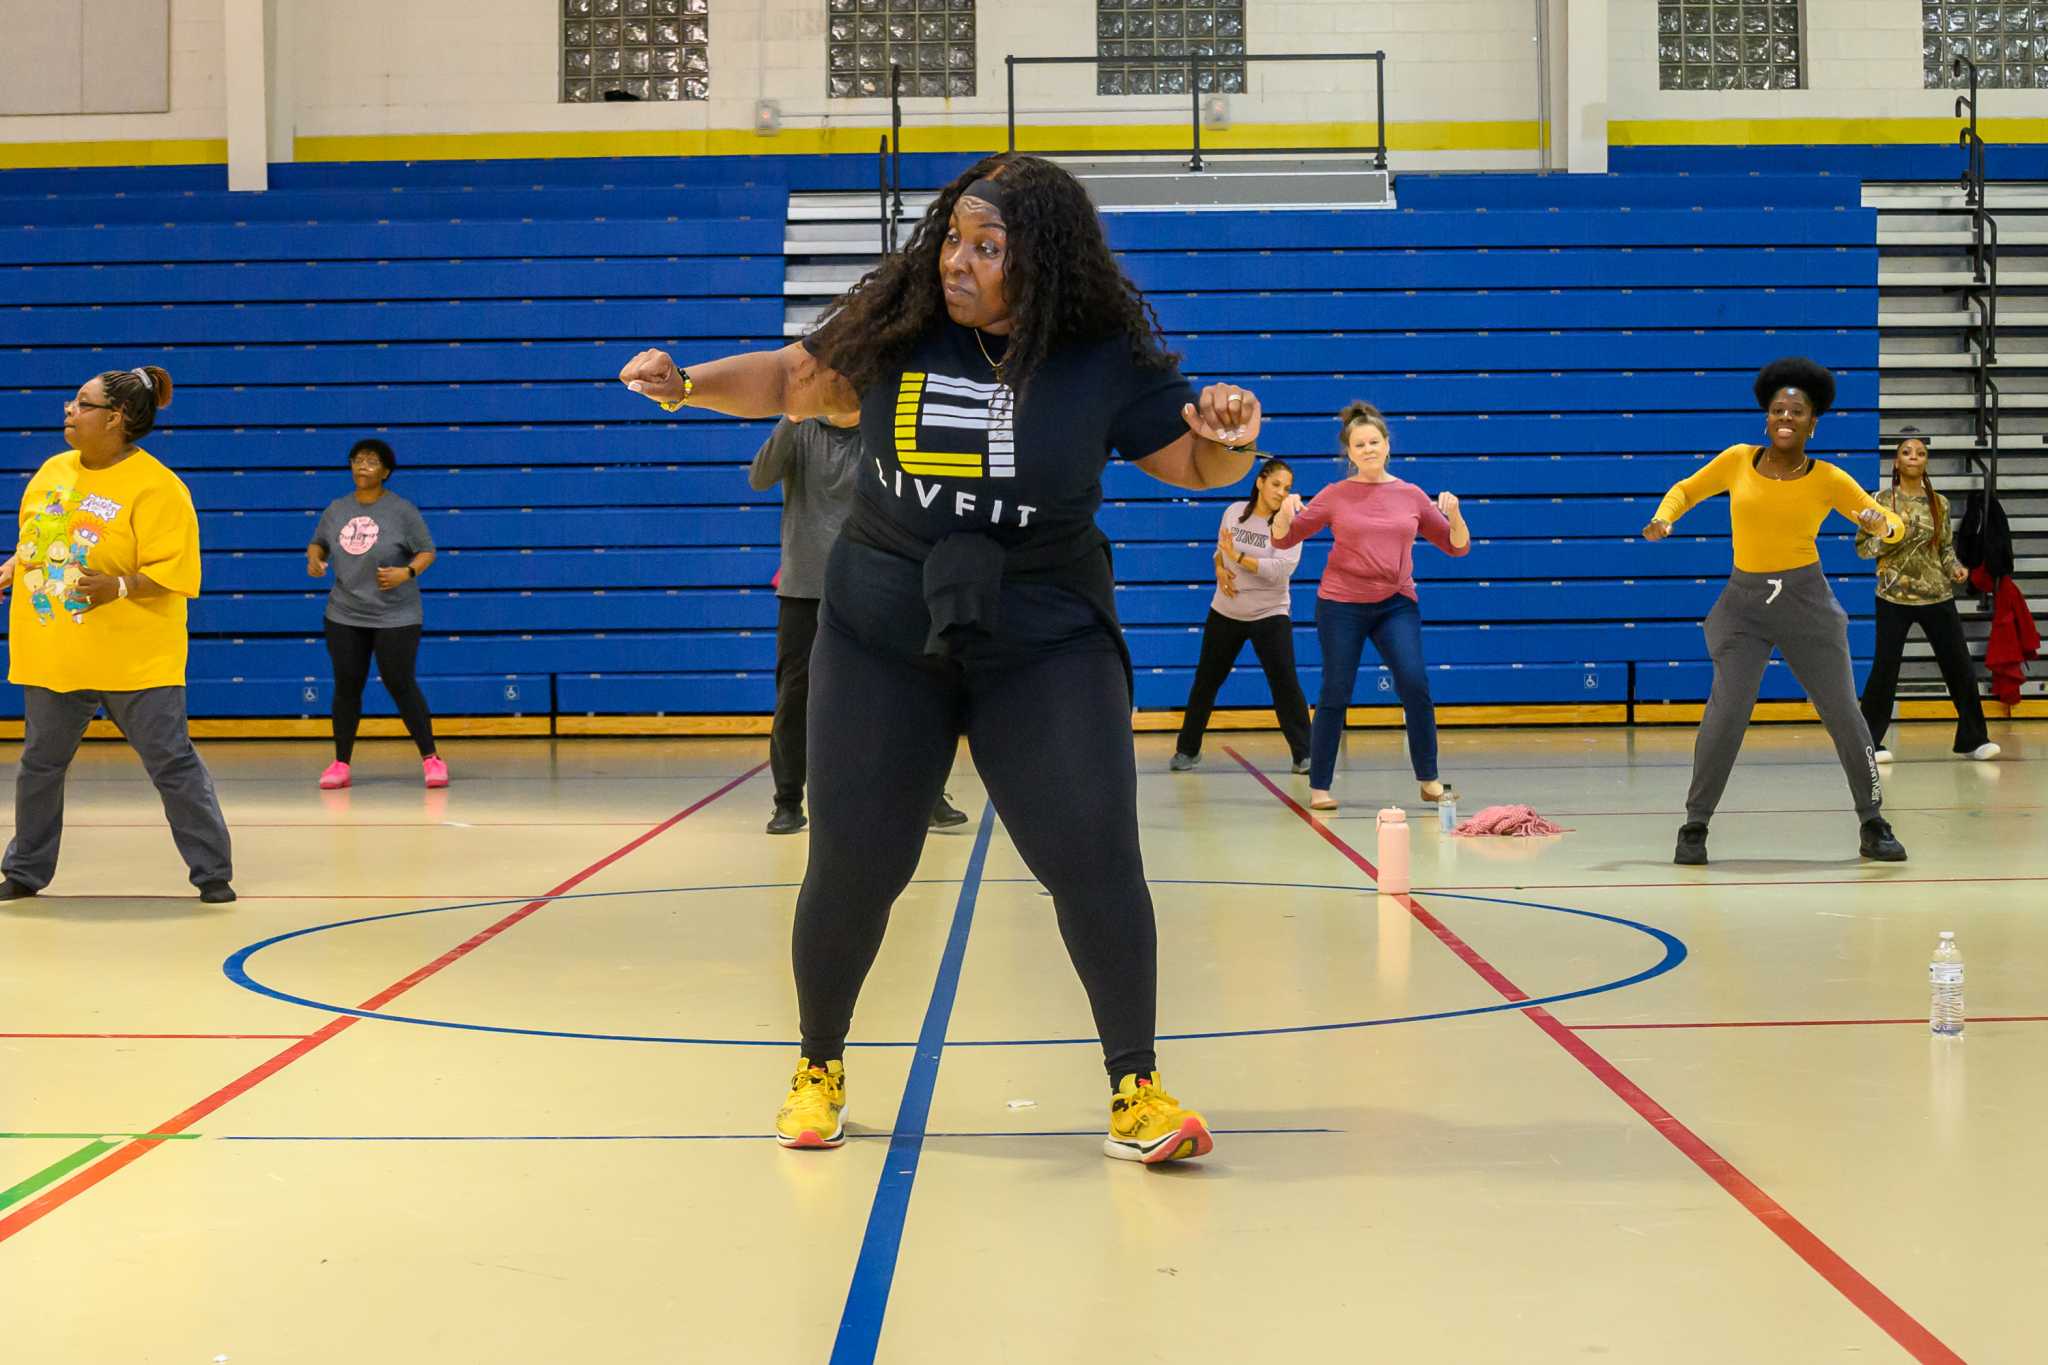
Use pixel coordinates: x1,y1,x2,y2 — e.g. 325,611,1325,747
1310,595,1438,790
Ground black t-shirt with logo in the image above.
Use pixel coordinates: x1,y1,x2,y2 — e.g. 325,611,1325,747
808,319,1197,680
844,320,1194,548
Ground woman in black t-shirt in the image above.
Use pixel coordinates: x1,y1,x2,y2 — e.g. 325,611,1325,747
621,153,1262,1166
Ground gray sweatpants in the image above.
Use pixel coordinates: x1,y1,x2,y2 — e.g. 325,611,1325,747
3,685,233,890
1686,563,1883,825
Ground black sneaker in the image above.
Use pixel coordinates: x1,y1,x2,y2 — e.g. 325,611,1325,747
1859,817,1907,862
198,881,237,904
1673,822,1709,866
0,878,38,900
929,792,969,829
1291,756,1311,775
766,806,807,836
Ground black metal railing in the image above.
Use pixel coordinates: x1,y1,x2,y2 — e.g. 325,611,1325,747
876,134,892,256
1003,52,1388,173
1954,55,2000,503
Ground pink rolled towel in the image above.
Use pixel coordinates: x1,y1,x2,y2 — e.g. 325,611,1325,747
1450,803,1571,837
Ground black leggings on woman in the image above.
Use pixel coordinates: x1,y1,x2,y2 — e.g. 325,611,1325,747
1858,596,1990,753
794,543,1157,1084
324,619,437,763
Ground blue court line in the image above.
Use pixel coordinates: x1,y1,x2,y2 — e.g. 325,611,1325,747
221,880,1685,1050
831,804,996,1365
212,1127,1338,1143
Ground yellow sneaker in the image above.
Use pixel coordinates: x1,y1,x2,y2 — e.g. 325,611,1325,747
775,1058,846,1149
1104,1072,1213,1165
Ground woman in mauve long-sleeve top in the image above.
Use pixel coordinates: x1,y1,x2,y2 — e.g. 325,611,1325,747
1643,357,1907,866
1271,402,1470,812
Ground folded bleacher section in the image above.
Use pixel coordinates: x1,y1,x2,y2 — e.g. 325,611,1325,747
1106,171,1880,715
0,162,790,724
0,161,1879,725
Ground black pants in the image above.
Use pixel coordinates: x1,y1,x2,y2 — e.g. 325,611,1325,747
770,596,820,810
1858,596,1990,753
794,540,1157,1083
1175,610,1311,761
324,619,436,763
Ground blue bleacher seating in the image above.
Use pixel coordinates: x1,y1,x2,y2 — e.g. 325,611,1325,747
0,163,1882,719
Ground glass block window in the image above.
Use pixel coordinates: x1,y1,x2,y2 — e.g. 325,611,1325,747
1923,4,2048,89
1656,2,1803,90
827,0,977,100
1097,0,1247,98
562,0,709,103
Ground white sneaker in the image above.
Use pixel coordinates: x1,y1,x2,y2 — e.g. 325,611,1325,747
1968,742,2001,762
1873,748,1894,764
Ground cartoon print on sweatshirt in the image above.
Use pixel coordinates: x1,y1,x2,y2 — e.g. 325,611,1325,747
16,486,122,628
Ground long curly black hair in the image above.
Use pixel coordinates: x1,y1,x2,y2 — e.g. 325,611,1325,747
1753,357,1835,415
806,153,1178,396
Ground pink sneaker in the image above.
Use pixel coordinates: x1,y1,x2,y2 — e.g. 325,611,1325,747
318,761,351,790
422,755,449,788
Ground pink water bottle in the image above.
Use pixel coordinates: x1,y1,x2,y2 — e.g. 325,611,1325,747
1376,806,1411,895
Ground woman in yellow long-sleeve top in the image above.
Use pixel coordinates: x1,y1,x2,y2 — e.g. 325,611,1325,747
1642,358,1907,867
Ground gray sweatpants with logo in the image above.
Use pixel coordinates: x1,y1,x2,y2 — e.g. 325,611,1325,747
3,685,233,890
1686,563,1883,825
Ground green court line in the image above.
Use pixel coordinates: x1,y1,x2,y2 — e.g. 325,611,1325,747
0,1132,200,1140
0,1140,118,1213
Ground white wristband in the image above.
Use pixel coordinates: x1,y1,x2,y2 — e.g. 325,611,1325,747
116,576,130,599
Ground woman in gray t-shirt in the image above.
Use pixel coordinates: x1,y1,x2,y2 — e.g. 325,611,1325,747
305,439,444,789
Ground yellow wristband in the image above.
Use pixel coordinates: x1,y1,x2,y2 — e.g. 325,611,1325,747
656,372,695,413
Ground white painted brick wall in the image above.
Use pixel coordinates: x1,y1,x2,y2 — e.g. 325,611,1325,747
6,0,2021,156
0,0,225,144
1612,0,2048,121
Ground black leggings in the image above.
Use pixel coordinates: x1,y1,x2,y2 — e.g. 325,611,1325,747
1175,610,1312,761
324,619,437,763
1858,596,1990,753
794,598,1157,1084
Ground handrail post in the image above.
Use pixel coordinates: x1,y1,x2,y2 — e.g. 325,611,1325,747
1375,53,1388,171
1188,55,1204,171
889,62,904,220
877,135,891,256
1006,56,1016,153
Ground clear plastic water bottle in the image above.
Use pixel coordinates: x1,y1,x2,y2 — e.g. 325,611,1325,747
1438,793,1458,833
1929,932,1964,1037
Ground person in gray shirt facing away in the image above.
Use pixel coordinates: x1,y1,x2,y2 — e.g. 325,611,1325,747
306,439,446,791
750,415,966,835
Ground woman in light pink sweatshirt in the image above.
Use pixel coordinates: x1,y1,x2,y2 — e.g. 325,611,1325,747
1170,457,1312,773
1272,402,1470,810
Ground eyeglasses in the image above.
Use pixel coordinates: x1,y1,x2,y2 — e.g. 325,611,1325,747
66,399,118,412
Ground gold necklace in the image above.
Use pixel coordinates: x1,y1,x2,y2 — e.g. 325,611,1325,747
971,327,1005,382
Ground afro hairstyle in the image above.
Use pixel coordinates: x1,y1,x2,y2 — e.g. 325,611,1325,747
1753,357,1836,416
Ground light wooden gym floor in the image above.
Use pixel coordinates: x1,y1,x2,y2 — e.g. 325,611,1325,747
1,721,2038,1364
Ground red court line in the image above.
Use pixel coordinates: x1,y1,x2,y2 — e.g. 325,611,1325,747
1223,747,1966,1365
1571,1016,2048,1032
0,762,765,1247
0,1033,310,1040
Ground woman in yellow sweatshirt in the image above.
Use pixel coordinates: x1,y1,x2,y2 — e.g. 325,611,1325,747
0,366,233,902
1643,358,1906,867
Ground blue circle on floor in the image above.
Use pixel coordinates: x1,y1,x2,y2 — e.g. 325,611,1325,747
222,878,1686,1048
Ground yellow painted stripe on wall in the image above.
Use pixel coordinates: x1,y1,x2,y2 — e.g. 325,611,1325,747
1611,116,2048,147
0,138,227,169
3,119,1531,172
290,119,1536,164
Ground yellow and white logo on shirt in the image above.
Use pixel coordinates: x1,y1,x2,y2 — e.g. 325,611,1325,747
894,371,1016,479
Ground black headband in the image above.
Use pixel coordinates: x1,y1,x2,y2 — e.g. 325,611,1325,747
959,177,1012,220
